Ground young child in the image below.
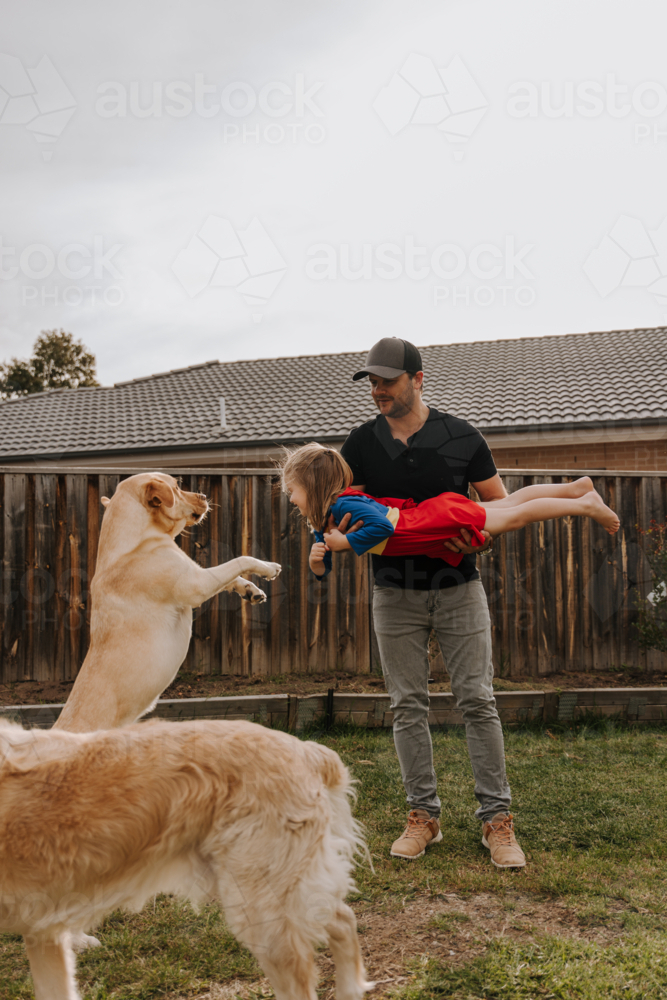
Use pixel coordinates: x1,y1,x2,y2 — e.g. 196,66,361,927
279,443,620,578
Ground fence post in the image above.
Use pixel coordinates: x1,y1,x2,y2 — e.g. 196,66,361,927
543,691,558,722
287,695,299,733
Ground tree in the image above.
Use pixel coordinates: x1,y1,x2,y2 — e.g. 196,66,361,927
635,520,667,653
0,330,100,399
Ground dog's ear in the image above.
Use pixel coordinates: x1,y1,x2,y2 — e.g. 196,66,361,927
144,479,176,509
101,496,111,508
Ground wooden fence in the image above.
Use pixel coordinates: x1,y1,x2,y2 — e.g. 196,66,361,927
0,467,666,683
481,471,667,677
0,467,369,684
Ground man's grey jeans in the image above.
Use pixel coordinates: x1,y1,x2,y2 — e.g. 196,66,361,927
373,579,511,823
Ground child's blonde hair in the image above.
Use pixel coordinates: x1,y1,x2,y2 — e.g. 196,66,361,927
279,443,353,531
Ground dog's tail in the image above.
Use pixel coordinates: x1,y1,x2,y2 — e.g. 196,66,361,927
302,740,372,871
302,739,348,792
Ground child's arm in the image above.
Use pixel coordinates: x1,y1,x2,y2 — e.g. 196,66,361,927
309,540,331,577
323,529,352,552
326,497,395,556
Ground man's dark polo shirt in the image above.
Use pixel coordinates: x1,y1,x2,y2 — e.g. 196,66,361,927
340,407,497,591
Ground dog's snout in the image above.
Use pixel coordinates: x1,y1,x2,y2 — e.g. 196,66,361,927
183,490,209,524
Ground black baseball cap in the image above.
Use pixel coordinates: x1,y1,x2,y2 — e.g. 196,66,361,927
352,337,423,381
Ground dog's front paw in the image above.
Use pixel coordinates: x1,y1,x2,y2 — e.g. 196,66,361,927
261,561,281,580
243,585,267,604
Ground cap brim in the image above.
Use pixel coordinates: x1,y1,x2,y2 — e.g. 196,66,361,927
352,365,406,382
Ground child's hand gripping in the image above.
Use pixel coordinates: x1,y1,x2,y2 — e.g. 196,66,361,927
309,541,329,577
322,528,352,552
310,512,364,576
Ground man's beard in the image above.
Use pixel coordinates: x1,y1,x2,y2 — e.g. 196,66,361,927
377,383,416,418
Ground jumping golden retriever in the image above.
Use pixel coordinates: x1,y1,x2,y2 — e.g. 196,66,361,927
0,717,372,1000
55,472,281,733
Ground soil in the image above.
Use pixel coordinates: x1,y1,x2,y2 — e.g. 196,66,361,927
190,891,628,999
2,667,666,708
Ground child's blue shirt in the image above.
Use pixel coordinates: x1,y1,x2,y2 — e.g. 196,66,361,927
312,494,395,577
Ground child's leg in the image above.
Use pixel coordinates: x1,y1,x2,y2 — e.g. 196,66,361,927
483,476,595,509
483,491,620,537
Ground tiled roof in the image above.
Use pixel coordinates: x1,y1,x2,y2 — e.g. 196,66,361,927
0,327,665,459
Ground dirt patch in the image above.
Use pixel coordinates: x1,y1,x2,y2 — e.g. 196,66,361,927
187,891,626,999
2,668,665,708
0,678,77,706
340,891,623,996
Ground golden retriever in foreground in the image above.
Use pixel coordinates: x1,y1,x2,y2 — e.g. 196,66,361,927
55,472,281,733
0,717,372,1000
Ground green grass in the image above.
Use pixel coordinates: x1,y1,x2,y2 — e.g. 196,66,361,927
1,898,259,999
329,722,667,913
395,932,667,999
2,722,667,997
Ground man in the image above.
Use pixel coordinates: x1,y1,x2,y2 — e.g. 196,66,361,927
338,337,525,868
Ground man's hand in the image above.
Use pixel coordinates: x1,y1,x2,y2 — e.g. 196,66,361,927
443,528,493,555
325,511,364,534
323,528,352,552
309,541,329,577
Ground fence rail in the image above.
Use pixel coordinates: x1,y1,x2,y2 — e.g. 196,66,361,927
4,687,666,731
1,466,666,682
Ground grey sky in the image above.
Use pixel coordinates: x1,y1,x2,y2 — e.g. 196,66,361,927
1,0,666,385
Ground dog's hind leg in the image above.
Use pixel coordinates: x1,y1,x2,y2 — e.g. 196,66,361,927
254,939,318,1000
222,898,318,1000
326,904,373,1000
71,930,102,952
24,934,80,1000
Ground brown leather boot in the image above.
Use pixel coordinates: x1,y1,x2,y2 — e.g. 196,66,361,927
482,813,526,868
390,809,443,859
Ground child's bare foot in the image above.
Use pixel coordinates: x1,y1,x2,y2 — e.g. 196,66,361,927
583,492,620,534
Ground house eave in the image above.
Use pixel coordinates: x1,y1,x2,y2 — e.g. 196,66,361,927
1,416,666,463
0,434,347,464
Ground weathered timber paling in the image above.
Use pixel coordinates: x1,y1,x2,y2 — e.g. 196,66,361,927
0,467,666,682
